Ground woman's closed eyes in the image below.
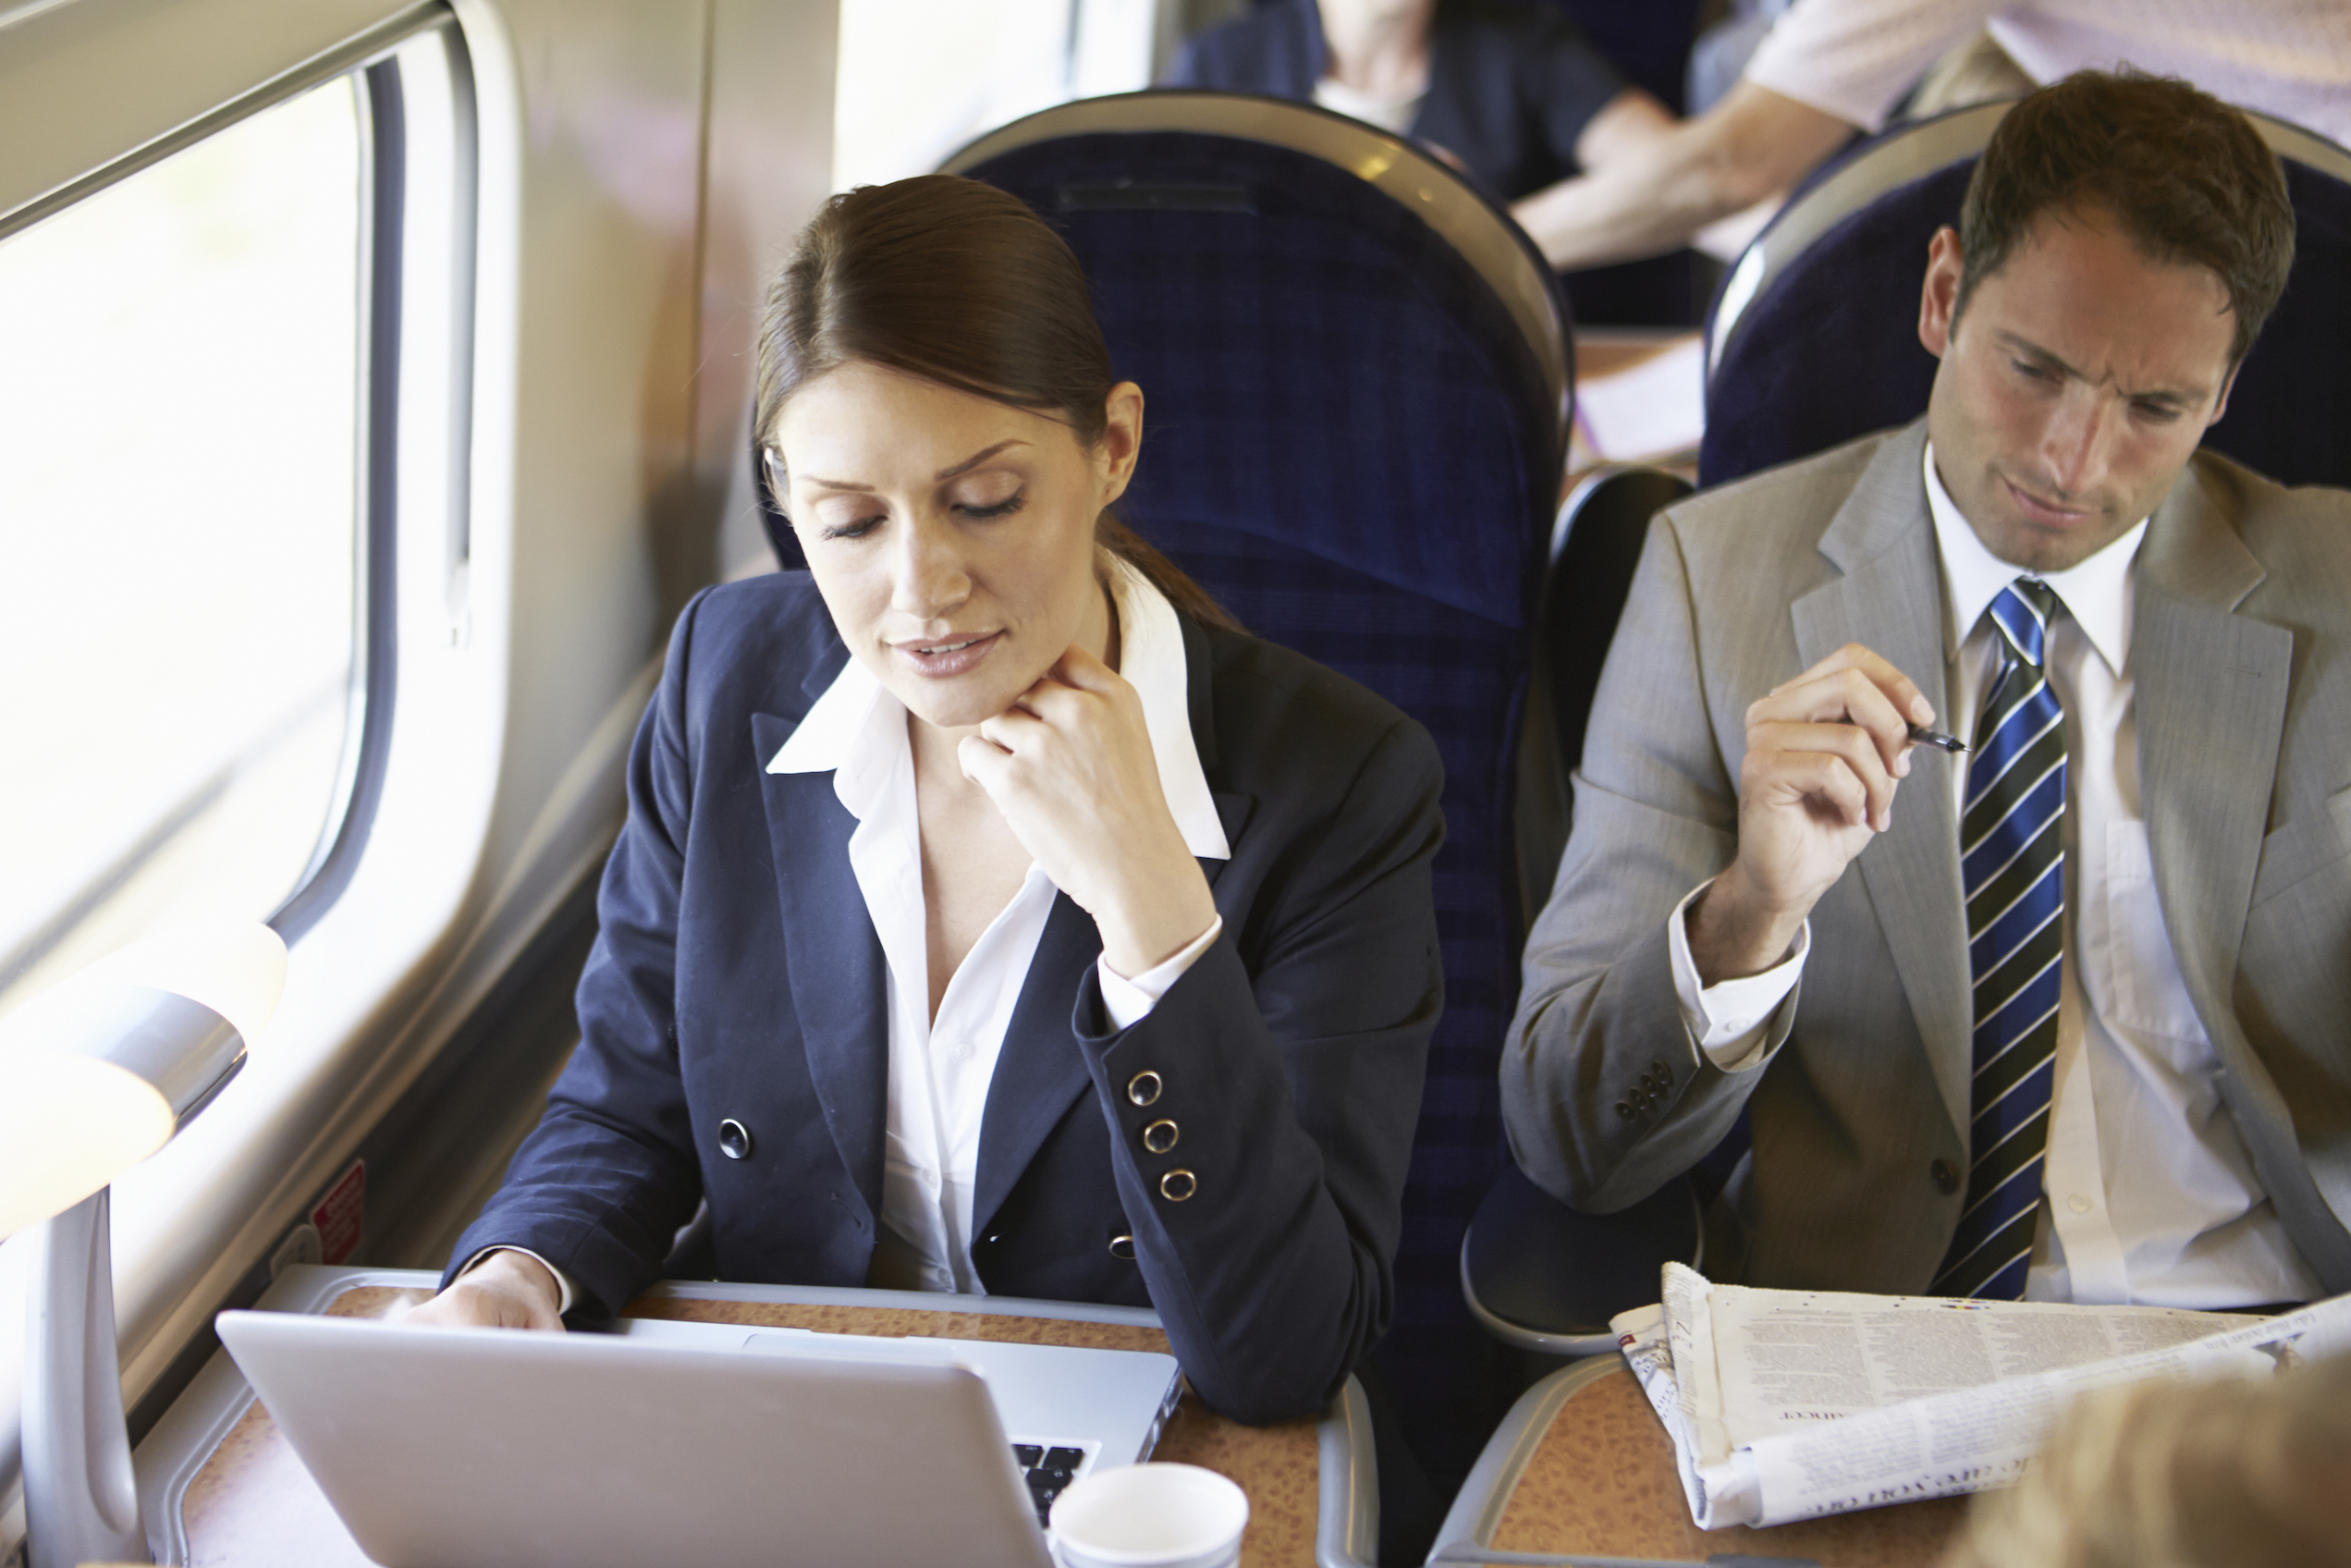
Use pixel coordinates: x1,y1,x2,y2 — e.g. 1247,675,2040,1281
814,484,1027,540
953,489,1024,520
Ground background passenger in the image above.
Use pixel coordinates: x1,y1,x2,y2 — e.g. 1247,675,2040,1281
408,175,1446,1426
1505,72,2351,1308
1511,0,2351,273
1943,1357,2351,1568
1167,0,1673,245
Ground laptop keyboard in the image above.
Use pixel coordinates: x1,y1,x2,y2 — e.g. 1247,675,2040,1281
1012,1444,1087,1525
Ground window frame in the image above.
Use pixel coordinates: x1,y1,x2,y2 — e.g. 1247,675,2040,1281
0,3,446,246
268,51,410,942
0,3,477,1516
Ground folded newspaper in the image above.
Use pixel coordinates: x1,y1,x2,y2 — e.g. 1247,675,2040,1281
1612,1262,2351,1529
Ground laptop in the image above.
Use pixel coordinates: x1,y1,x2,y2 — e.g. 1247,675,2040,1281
214,1308,1183,1568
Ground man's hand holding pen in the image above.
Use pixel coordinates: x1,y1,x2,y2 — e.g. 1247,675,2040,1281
1687,643,1951,987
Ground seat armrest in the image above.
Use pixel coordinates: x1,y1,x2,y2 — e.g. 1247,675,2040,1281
1315,1374,1379,1568
1460,1165,1700,1357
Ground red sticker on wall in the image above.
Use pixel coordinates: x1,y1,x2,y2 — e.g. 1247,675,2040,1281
311,1160,366,1266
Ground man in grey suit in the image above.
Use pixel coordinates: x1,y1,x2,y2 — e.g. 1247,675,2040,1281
1505,69,2351,1306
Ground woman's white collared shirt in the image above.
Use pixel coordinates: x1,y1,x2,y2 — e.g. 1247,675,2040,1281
766,558,1230,1293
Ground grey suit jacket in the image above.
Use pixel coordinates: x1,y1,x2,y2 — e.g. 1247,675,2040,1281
1504,419,2351,1295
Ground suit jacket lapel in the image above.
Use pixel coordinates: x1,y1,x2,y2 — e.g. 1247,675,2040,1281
2132,462,2289,1052
751,706,889,1231
1791,423,1973,1141
972,892,1104,1237
1182,614,1255,890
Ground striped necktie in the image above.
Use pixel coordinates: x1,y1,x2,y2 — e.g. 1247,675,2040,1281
1932,578,2067,1300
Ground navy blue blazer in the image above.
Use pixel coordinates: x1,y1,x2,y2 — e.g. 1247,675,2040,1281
448,572,1445,1423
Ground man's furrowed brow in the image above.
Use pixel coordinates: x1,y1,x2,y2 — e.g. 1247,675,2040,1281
1993,330,2209,406
1995,331,2076,378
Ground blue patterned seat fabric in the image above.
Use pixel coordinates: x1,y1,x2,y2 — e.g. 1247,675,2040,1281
960,127,1560,1476
1702,128,2351,491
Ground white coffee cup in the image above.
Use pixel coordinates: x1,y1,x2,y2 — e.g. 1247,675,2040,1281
1048,1461,1250,1568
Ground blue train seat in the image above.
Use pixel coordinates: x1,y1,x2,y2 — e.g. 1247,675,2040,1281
1513,466,1695,922
1701,102,2351,489
936,90,1568,1490
1471,466,1702,1361
1462,1163,1699,1356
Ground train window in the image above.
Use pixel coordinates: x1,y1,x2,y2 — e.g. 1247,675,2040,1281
0,75,365,1019
834,0,1169,187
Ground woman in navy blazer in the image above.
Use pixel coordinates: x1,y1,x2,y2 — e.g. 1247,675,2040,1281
410,176,1445,1425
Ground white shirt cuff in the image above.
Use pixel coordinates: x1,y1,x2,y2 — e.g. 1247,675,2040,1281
1097,916,1224,1033
459,1245,576,1316
1667,879,1807,1072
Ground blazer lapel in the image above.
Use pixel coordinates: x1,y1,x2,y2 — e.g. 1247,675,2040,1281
1791,423,1973,1141
1182,614,1255,891
2131,463,2289,1051
971,892,1104,1237
750,707,889,1231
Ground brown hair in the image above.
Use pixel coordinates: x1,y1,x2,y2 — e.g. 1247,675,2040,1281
1955,68,2296,366
754,174,1239,632
1943,1359,2351,1568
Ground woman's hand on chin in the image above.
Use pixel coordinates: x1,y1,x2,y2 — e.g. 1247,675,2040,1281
957,643,1218,979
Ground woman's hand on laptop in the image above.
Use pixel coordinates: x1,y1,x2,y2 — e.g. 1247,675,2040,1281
404,1248,566,1331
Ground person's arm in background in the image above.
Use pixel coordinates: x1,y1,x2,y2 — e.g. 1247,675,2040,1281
1514,0,2014,270
1511,7,1674,223
1571,85,1676,171
1513,80,1854,271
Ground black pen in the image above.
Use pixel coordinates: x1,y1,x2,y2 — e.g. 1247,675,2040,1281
1907,723,1968,753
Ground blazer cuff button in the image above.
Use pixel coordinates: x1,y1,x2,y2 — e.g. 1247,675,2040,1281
1142,1119,1179,1154
1126,1071,1163,1107
717,1119,753,1159
1158,1169,1197,1202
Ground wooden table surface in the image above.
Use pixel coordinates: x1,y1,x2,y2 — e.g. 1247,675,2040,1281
175,1286,1321,1567
1479,1365,1967,1566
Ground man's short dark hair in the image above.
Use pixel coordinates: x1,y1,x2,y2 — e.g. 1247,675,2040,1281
1956,69,2296,366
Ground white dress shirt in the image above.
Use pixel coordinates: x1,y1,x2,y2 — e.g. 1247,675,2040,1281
765,557,1229,1294
1664,446,2320,1307
1745,0,2351,148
